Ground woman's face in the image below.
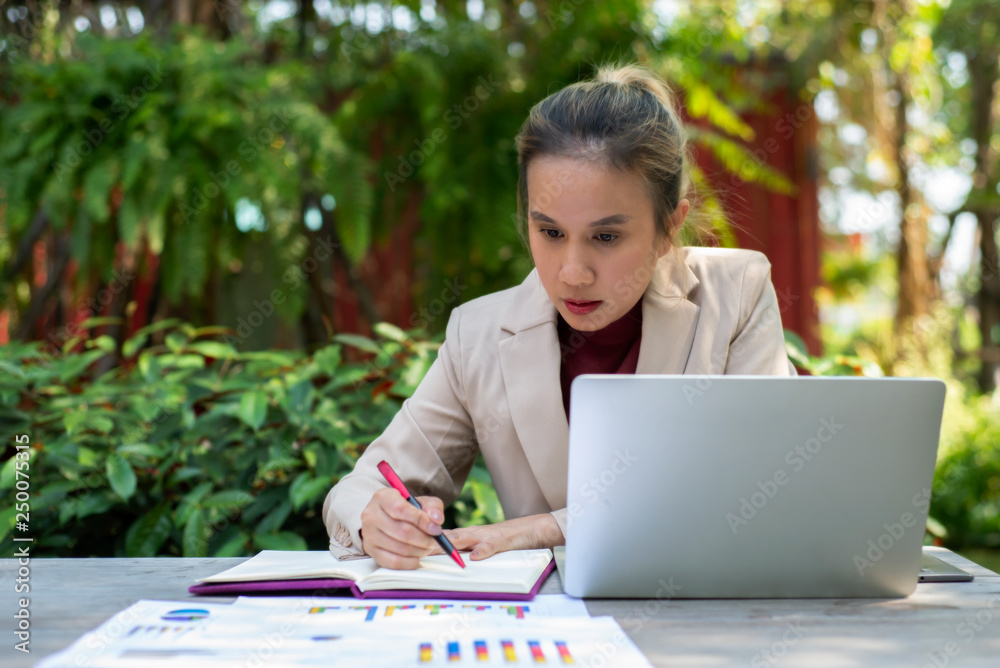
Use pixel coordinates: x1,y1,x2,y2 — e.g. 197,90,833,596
526,155,688,332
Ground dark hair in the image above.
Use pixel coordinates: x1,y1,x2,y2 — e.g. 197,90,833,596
514,61,691,249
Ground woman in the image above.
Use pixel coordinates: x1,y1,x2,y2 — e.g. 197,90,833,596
322,62,795,569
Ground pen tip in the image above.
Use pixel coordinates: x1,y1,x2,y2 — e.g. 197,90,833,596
452,549,466,569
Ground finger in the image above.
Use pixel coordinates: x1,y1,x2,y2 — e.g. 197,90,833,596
369,545,421,570
443,528,499,561
376,507,441,551
380,493,440,536
414,496,445,535
365,525,435,568
442,528,479,551
469,540,499,561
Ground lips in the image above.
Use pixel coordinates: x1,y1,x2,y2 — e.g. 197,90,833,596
564,299,602,315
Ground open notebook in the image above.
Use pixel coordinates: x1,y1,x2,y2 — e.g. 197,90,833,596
189,548,555,601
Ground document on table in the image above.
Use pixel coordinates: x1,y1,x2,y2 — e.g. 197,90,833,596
222,592,590,624
36,597,652,667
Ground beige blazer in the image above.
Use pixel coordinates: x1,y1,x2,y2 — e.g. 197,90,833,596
322,247,796,558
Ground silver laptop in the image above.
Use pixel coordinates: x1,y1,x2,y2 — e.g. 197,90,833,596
563,375,946,598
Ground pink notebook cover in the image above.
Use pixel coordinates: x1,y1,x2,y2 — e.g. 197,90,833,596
188,560,555,601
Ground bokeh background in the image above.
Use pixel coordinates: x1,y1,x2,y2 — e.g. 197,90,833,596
1,0,998,571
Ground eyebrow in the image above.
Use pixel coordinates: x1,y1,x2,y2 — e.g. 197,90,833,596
529,211,632,227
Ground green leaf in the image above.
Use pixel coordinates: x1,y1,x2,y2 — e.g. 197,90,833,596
64,411,115,437
58,350,105,382
332,333,381,355
470,477,504,524
118,194,142,247
78,445,98,467
124,502,172,557
203,490,254,511
106,453,137,501
238,390,268,432
0,506,17,544
137,351,161,381
183,481,215,506
373,322,408,343
86,335,117,353
158,354,205,369
255,499,293,535
74,491,115,521
183,509,210,557
783,330,809,357
285,379,314,416
689,126,797,195
253,531,307,552
83,162,116,224
212,530,250,557
0,361,26,378
681,78,756,141
116,443,164,459
132,318,183,338
76,316,126,330
0,457,16,491
312,345,342,375
289,472,331,510
165,332,187,353
185,341,237,359
122,333,149,358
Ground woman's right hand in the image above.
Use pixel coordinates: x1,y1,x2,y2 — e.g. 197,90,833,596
359,487,446,569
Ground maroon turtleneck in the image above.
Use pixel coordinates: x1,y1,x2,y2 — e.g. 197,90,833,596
558,298,644,420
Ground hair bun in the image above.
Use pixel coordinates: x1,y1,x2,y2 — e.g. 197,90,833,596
595,64,650,87
595,63,677,116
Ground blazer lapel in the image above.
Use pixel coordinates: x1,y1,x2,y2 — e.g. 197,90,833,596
495,250,702,511
636,248,701,374
498,270,569,511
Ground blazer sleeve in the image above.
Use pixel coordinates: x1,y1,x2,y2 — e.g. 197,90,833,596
724,253,798,376
321,307,480,559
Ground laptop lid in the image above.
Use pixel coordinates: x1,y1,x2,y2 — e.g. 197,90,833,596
563,375,946,598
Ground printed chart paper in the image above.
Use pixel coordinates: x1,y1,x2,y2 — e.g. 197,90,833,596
226,593,590,622
35,598,652,667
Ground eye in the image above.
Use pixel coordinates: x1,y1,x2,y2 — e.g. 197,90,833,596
596,233,618,245
540,228,562,239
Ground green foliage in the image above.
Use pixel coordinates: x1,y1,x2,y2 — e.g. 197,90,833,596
930,396,1000,549
1,5,807,337
816,304,1000,550
1,28,371,311
0,317,496,557
784,330,884,376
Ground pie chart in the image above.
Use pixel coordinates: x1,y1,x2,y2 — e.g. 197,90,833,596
161,609,210,622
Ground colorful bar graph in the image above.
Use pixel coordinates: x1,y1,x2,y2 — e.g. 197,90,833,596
474,640,489,661
448,641,461,661
528,640,546,663
308,606,348,615
555,641,574,664
462,605,492,611
349,606,378,622
501,640,517,662
385,605,416,617
424,604,454,615
419,642,433,663
501,605,529,619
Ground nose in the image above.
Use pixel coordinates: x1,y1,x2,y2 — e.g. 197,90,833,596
558,244,595,287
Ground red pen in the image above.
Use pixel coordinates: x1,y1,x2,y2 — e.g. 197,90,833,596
376,460,466,569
